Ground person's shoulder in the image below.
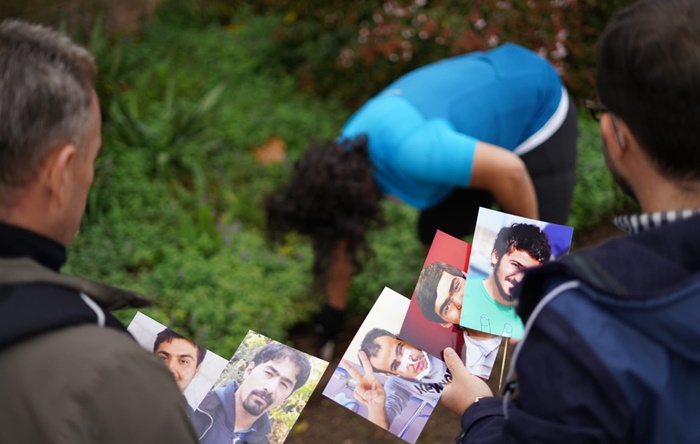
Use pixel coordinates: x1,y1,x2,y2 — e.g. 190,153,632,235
196,383,228,413
4,324,169,387
0,324,197,443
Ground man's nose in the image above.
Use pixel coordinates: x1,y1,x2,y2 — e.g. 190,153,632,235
263,378,279,393
165,359,178,374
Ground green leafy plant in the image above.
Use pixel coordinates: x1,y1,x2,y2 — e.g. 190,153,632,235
65,4,630,356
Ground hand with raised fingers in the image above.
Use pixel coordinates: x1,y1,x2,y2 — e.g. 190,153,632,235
341,351,389,428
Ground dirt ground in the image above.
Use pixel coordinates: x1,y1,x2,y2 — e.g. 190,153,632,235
284,221,623,444
286,316,464,444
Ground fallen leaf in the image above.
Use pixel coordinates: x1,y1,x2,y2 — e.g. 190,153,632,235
252,135,287,165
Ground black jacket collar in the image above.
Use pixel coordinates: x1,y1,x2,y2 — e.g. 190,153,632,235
0,222,66,271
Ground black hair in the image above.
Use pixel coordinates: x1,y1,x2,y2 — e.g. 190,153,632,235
251,342,311,392
153,328,207,368
596,0,700,181
359,327,396,374
492,223,551,264
265,135,384,287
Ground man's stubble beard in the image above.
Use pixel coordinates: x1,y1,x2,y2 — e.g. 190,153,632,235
242,389,273,416
493,256,516,303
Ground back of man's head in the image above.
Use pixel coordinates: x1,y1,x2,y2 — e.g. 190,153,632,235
251,343,311,392
597,0,700,181
415,261,463,323
0,20,96,212
493,223,551,264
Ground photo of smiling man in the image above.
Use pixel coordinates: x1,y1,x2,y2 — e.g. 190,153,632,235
324,288,447,444
460,208,573,339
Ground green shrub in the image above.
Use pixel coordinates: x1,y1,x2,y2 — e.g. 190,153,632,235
65,5,631,356
199,0,637,107
65,14,347,355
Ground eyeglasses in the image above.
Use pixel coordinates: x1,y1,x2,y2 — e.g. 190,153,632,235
583,97,609,122
583,97,626,149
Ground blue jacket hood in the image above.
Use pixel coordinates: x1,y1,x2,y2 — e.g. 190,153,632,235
515,214,700,364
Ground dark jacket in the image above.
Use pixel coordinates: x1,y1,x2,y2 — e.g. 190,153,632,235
458,214,700,444
0,222,198,444
191,380,272,444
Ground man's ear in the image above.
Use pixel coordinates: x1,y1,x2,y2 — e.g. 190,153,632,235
600,114,627,159
490,249,499,267
44,144,77,208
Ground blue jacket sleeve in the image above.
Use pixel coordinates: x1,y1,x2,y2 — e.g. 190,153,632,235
457,309,633,444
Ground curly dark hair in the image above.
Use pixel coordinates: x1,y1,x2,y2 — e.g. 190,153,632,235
492,223,551,264
153,328,207,368
265,135,384,281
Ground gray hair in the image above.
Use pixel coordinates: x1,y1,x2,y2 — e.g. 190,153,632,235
0,19,96,208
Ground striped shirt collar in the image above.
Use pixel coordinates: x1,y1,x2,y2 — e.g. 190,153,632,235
613,209,700,235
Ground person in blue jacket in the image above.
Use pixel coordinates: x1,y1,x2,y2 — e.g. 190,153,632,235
266,43,577,356
440,1,700,442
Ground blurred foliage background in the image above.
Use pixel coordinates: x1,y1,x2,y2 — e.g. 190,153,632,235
2,0,636,358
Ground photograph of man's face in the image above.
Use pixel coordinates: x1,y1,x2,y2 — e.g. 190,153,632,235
489,246,543,303
154,335,203,392
127,312,229,412
238,356,300,416
192,331,328,444
460,208,574,339
364,333,431,380
323,288,446,444
434,267,465,325
414,260,467,329
397,231,472,365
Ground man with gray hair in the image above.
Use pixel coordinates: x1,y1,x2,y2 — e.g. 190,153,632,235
0,20,197,443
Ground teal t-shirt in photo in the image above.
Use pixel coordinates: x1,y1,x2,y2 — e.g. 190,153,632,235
460,278,525,339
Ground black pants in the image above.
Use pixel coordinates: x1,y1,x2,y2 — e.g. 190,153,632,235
417,97,578,245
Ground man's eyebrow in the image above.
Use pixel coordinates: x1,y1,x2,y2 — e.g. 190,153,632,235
263,363,280,376
265,363,297,388
510,259,526,269
281,376,295,388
